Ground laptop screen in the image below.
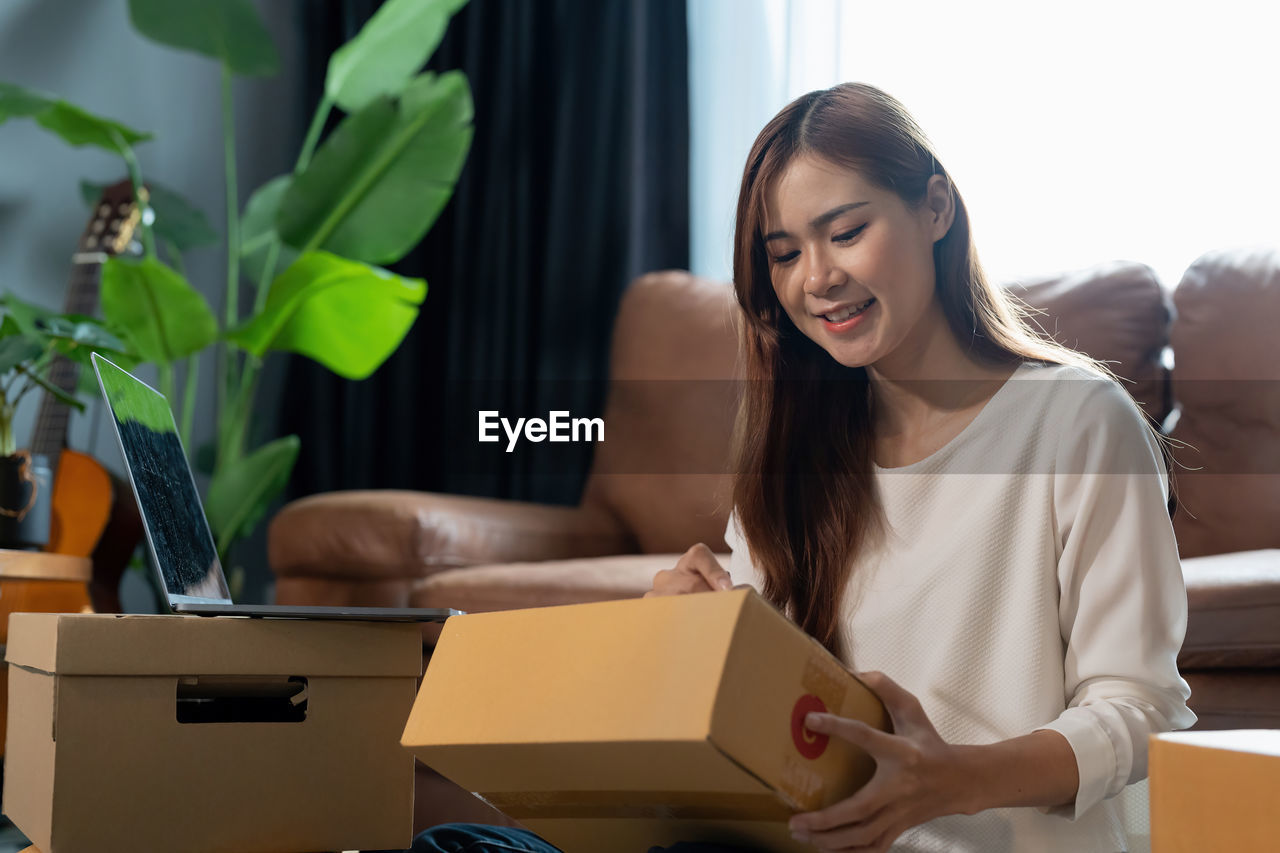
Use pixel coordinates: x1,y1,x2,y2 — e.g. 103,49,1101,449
92,354,231,605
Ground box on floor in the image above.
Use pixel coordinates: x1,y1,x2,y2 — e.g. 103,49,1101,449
402,589,890,853
1149,728,1280,853
3,613,421,853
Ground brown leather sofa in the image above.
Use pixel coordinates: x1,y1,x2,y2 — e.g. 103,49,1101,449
269,249,1280,829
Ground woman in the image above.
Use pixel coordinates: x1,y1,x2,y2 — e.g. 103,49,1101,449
409,83,1195,853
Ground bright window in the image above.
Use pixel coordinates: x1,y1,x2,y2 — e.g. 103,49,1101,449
689,0,1280,289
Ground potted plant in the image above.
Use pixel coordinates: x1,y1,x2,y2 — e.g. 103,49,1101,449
0,295,132,549
0,0,473,575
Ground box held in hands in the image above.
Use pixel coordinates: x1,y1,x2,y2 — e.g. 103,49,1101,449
401,589,890,853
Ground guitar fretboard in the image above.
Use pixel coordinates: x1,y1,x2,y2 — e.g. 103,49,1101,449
29,184,138,462
30,257,104,460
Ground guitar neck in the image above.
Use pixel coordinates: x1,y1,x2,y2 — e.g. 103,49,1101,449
30,257,104,459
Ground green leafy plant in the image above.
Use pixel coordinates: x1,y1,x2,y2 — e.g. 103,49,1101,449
0,295,132,457
0,0,473,564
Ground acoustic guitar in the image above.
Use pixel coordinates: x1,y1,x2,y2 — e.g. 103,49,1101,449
30,179,146,610
0,183,146,775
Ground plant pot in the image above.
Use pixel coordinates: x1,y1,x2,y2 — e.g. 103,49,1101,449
0,452,53,551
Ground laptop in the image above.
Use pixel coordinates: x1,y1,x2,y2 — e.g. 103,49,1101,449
91,352,462,622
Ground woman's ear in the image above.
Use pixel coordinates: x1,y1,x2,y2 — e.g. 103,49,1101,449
924,173,956,243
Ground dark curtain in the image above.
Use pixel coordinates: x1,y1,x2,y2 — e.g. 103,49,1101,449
279,0,689,505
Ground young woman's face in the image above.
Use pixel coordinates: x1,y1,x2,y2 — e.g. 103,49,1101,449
762,155,953,371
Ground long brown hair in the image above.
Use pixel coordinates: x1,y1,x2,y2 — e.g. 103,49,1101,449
730,83,1135,658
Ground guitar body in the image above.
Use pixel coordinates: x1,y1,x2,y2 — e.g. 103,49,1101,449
46,448,113,557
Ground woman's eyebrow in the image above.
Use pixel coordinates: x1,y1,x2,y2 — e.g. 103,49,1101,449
763,201,870,243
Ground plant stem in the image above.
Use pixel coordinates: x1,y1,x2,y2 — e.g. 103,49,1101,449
158,362,175,411
295,94,334,175
254,239,281,314
224,353,261,465
223,92,334,465
0,403,13,457
232,238,281,415
164,239,195,449
165,239,186,277
221,64,241,331
179,354,199,452
217,62,241,473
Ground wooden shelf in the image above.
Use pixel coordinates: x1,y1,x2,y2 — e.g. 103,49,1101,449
0,549,91,582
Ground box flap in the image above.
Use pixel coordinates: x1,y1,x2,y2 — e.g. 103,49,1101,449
4,613,422,676
4,611,62,674
406,593,748,748
403,591,758,793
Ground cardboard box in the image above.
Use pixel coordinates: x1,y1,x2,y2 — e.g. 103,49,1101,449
401,589,889,853
3,613,421,853
1149,729,1280,852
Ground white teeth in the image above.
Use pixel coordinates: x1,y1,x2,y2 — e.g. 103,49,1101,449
824,299,874,323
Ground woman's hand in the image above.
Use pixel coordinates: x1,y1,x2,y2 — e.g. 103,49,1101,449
787,670,975,852
645,543,734,597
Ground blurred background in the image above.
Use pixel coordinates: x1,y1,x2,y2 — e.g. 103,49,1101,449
0,0,1276,608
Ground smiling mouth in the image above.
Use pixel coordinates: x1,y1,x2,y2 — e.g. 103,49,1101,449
821,298,875,323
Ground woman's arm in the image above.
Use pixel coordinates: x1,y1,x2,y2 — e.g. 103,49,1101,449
952,729,1079,814
1033,375,1197,820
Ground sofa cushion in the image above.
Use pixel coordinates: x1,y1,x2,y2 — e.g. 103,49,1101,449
1181,670,1280,730
1179,549,1280,669
1006,260,1172,424
410,553,689,613
580,271,740,554
268,490,630,580
1168,247,1280,558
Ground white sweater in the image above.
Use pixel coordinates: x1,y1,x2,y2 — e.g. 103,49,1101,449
724,361,1197,852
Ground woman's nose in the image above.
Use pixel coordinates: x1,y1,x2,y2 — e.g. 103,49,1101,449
803,249,844,295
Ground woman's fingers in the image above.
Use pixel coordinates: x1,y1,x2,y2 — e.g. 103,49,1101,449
683,543,733,590
646,544,733,596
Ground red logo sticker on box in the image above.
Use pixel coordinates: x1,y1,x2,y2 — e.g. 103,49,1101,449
790,694,829,759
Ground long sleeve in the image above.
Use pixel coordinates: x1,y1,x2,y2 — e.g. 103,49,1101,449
1033,377,1197,821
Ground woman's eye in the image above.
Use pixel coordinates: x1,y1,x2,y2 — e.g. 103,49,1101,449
771,250,800,265
833,224,867,243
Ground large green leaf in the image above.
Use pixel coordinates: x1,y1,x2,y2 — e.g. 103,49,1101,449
81,179,218,252
0,295,131,360
43,315,129,352
239,174,298,287
0,292,48,336
127,0,279,76
0,335,43,376
326,0,469,112
205,434,299,555
0,82,151,154
225,251,425,380
277,71,473,265
101,257,218,365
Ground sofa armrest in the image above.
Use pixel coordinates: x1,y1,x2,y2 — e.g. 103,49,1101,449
1180,549,1280,669
268,490,633,583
